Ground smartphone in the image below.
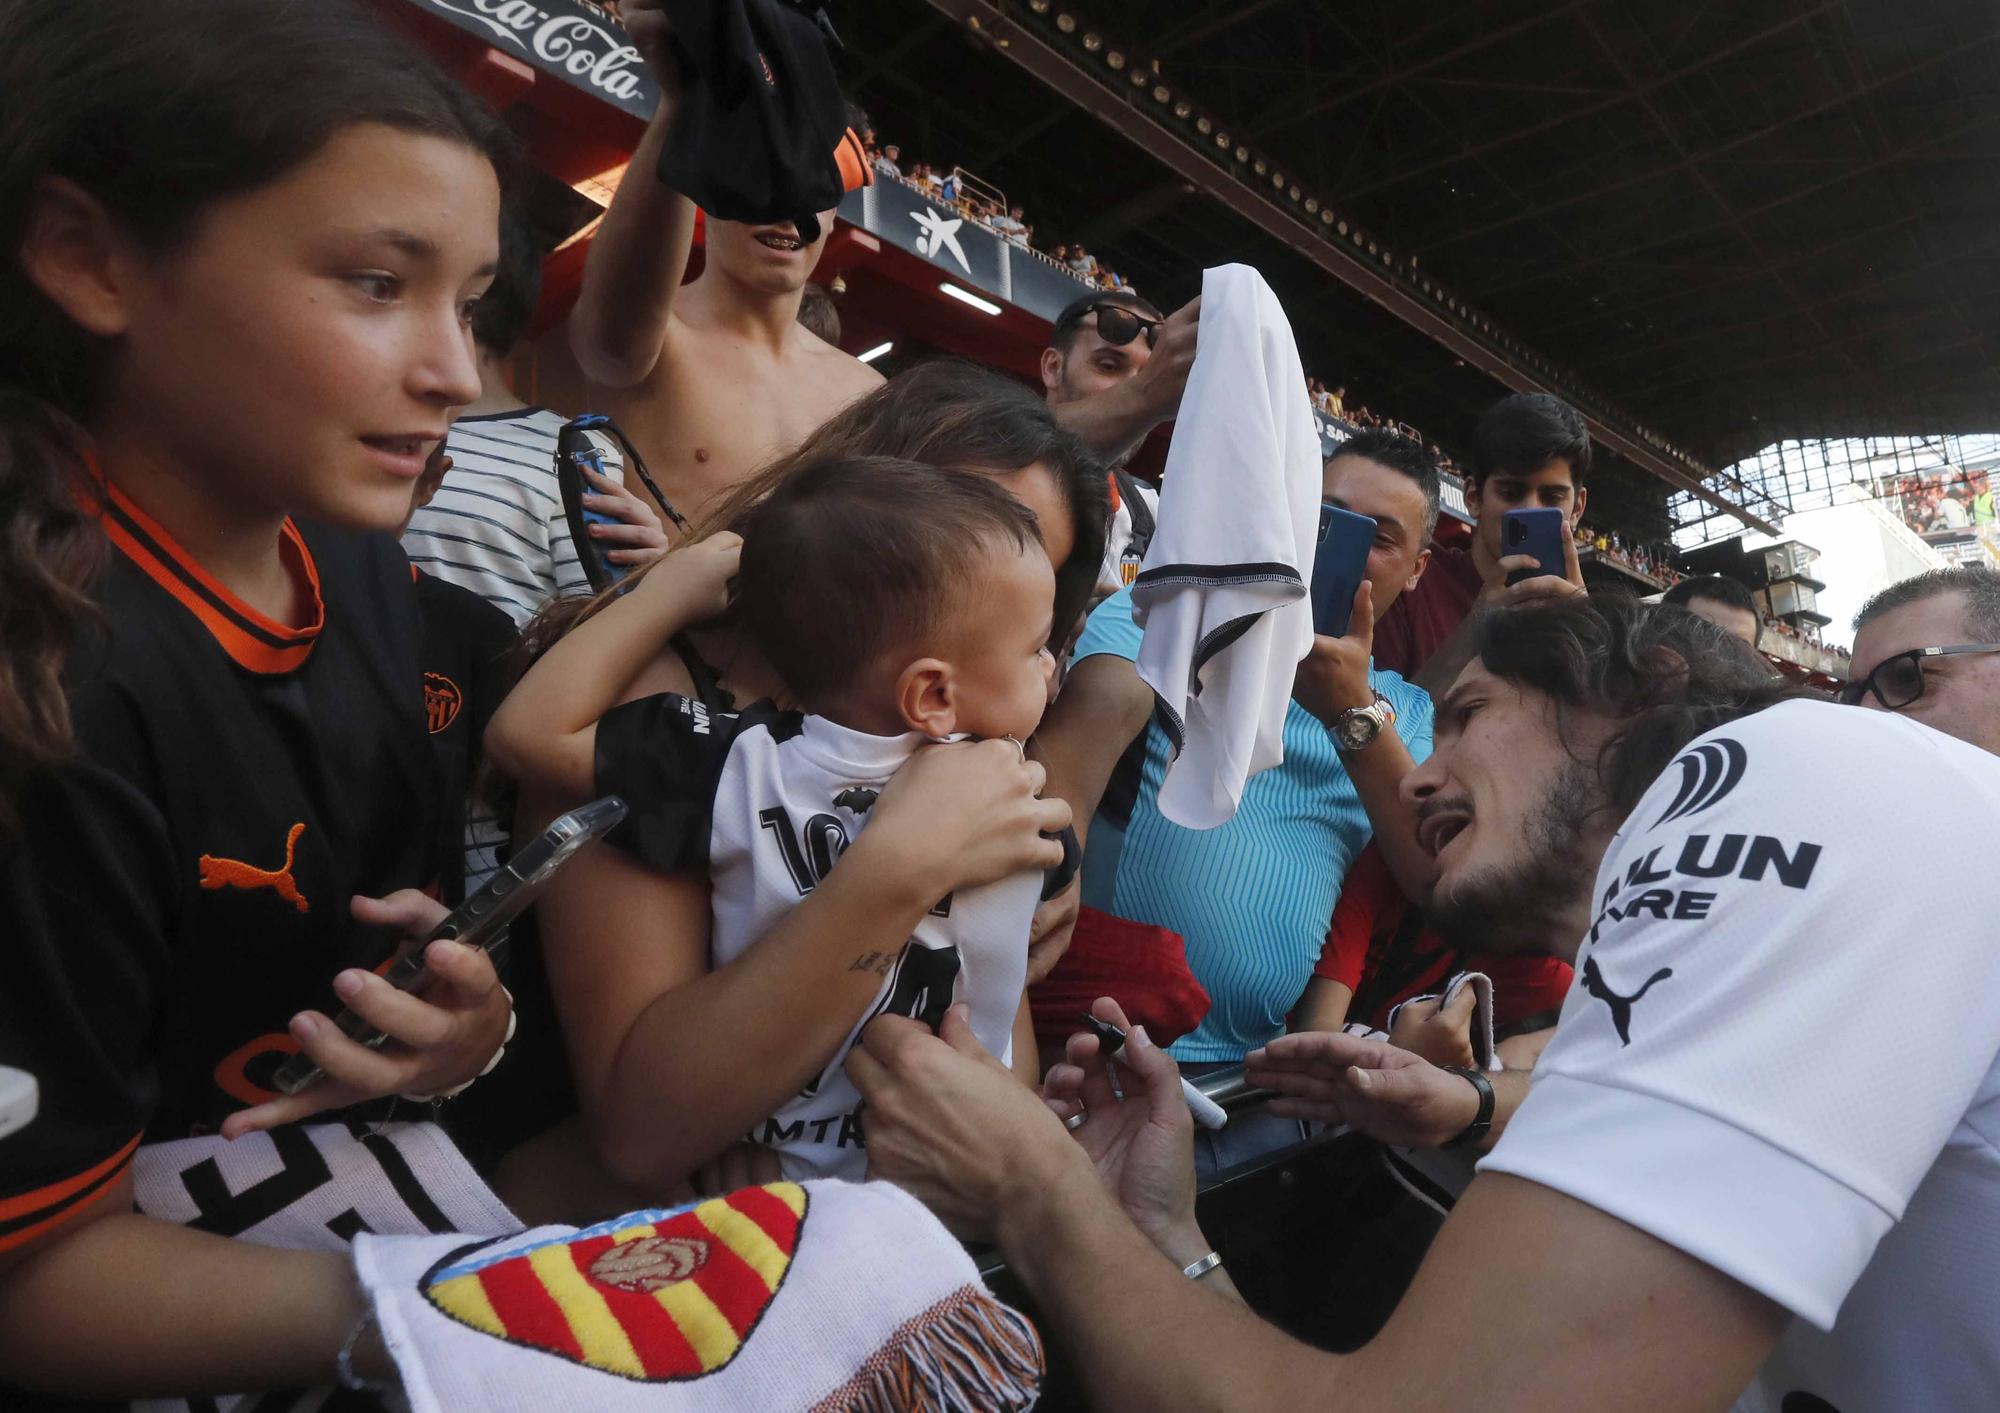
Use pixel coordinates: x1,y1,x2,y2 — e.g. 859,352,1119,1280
1311,503,1377,638
271,796,628,1096
1502,507,1569,587
558,416,635,592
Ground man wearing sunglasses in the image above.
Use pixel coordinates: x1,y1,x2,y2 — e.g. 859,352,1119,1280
1846,566,2000,755
1041,290,1201,598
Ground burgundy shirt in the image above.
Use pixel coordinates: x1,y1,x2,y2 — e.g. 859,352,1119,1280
1371,544,1481,679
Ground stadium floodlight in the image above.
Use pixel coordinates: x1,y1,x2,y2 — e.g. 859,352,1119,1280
1338,220,1349,235
1196,115,1212,133
1288,185,1301,201
1056,12,1075,32
1030,0,1050,11
1082,32,1101,51
1254,159,1268,175
1235,145,1249,162
939,283,1003,315
857,342,894,364
1154,85,1171,102
1304,197,1319,213
1131,70,1149,87
1272,172,1285,188
1106,49,1124,68
1174,100,1192,118
1320,209,1334,224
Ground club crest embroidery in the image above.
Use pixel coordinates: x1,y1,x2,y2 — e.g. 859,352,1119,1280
424,672,464,734
420,1183,807,1381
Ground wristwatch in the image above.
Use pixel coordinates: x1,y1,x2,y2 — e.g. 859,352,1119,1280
1329,690,1397,753
1438,1065,1496,1150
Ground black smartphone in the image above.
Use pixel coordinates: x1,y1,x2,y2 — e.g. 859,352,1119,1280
271,796,628,1096
1311,503,1377,638
1502,507,1569,587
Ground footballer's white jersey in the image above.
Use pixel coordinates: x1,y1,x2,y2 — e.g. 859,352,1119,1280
1483,699,2000,1412
598,695,1065,1181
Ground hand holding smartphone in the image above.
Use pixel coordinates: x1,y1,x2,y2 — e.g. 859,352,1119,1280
270,797,627,1096
1501,507,1569,587
1311,503,1377,638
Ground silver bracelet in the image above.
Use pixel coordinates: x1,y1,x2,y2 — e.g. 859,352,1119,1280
336,1306,392,1394
1181,1250,1224,1281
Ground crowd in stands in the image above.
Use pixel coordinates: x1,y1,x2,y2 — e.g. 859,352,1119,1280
3,2,1992,1410
864,129,1142,295
1893,468,1997,534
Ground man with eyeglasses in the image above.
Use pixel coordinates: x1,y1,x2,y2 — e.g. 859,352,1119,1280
1040,290,1200,599
1845,565,2000,754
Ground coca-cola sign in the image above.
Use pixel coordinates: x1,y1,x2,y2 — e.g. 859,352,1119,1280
407,0,661,119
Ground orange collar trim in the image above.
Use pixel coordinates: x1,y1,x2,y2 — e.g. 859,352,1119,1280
89,476,325,675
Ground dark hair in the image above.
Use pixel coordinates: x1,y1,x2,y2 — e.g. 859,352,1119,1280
0,0,512,820
733,457,1043,709
1470,595,1810,821
471,209,544,359
702,359,1108,642
795,283,842,346
1470,393,1591,489
1663,575,1760,639
1854,566,2000,641
1051,290,1166,355
1326,430,1443,542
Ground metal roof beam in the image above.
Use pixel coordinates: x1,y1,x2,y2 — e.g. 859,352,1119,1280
916,0,1778,534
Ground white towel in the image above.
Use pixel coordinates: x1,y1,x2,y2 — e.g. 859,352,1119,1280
1132,264,1322,829
357,1179,1044,1413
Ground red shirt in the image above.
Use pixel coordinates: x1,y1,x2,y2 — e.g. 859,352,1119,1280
1312,844,1571,1034
1371,543,1481,679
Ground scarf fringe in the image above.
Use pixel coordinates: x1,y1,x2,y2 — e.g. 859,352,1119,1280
811,1284,1045,1412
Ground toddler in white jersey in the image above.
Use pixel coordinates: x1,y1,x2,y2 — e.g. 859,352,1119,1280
488,455,1071,1180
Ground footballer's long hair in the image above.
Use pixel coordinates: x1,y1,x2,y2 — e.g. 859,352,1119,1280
0,0,511,828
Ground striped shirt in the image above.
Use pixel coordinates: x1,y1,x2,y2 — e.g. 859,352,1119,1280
402,408,621,628
1074,585,1434,1062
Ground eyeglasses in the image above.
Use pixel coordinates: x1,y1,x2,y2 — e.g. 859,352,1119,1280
1837,643,2000,709
1059,301,1161,349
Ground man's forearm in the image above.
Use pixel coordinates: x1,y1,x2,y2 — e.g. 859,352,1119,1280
1342,731,1436,906
1051,378,1164,463
570,101,698,388
999,1169,1347,1413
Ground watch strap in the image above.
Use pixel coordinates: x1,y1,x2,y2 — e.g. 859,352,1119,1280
1438,1064,1495,1150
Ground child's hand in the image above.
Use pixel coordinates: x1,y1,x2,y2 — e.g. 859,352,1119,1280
642,530,741,622
581,467,672,569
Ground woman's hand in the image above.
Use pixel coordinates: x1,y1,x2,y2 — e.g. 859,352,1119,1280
221,891,512,1138
847,1005,1091,1241
581,466,673,569
1245,1030,1480,1150
1039,997,1198,1250
1025,877,1081,986
1387,987,1478,1069
861,739,1070,897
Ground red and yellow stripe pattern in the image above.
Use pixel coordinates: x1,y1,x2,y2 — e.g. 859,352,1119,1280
423,1183,807,1381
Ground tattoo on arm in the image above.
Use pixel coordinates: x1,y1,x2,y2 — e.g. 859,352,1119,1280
848,951,895,976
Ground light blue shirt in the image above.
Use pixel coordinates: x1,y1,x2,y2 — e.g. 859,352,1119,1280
1074,586,1433,1062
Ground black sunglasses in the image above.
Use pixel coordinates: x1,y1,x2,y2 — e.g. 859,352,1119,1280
1061,301,1161,349
1837,643,2000,708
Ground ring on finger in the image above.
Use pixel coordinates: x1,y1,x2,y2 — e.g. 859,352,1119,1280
1064,1110,1088,1131
1002,733,1028,764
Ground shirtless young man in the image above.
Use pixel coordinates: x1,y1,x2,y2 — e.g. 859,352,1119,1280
569,0,882,527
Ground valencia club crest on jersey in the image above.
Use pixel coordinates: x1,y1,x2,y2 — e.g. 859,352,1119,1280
423,672,463,734
420,1184,807,1381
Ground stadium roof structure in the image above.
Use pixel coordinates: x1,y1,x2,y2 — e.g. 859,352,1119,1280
848,0,2000,534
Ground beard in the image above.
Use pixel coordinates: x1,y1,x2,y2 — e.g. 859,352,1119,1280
1426,756,1603,957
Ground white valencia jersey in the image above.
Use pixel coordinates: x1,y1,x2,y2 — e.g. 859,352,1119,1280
597,695,1068,1181
1483,699,2000,1413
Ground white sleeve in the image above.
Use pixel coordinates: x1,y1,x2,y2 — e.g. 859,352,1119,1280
1481,701,2000,1330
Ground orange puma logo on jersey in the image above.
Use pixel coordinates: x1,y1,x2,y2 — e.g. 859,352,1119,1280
199,822,310,914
